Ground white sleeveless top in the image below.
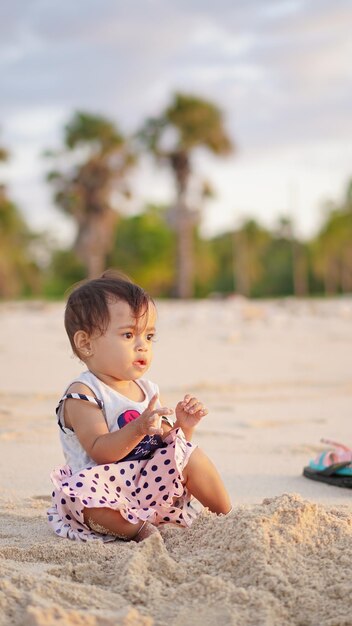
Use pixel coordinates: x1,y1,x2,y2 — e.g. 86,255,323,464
56,370,174,475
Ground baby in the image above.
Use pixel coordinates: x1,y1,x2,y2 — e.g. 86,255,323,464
47,271,231,541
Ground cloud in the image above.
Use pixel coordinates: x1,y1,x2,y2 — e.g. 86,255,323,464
1,1,351,135
0,0,351,241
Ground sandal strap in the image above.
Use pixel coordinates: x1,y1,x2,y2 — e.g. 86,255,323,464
319,461,352,476
320,438,351,452
317,438,352,466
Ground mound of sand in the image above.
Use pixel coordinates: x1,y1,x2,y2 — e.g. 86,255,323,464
1,493,351,626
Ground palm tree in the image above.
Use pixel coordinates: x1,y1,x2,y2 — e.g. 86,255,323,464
233,219,271,297
47,112,135,278
0,141,40,297
277,217,308,296
139,93,233,298
311,196,352,295
0,188,40,297
0,146,8,163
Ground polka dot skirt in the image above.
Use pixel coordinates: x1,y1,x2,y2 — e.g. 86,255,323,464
47,428,199,542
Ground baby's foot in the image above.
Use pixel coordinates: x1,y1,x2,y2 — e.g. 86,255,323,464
132,521,161,542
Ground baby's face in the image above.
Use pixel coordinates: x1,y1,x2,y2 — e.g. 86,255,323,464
87,299,157,383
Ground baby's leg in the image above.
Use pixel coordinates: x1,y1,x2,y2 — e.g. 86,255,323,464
83,507,159,542
182,447,232,514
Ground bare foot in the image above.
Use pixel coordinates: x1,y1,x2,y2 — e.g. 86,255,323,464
132,521,161,542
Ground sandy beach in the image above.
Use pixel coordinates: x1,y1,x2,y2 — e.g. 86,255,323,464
1,297,352,625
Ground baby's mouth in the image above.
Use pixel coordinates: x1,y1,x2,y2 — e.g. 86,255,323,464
133,359,147,367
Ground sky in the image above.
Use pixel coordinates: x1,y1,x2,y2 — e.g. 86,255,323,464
0,0,352,245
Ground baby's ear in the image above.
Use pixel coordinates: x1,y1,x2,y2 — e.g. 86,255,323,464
73,330,92,358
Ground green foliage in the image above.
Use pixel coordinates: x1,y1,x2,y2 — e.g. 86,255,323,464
0,189,41,298
34,175,352,300
2,107,352,300
139,92,233,173
208,222,300,298
310,202,352,294
230,220,271,297
42,249,85,298
193,234,218,297
0,147,8,162
207,232,235,294
108,206,176,297
165,93,233,154
139,92,233,297
46,111,135,278
0,132,9,162
0,137,41,298
65,111,124,154
256,238,294,297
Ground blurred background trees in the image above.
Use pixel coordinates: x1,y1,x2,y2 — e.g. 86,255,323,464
0,141,41,298
108,204,176,296
139,93,233,298
1,99,352,301
46,112,135,279
310,187,352,295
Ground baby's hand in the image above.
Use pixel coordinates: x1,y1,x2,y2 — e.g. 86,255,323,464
139,394,173,437
175,394,208,429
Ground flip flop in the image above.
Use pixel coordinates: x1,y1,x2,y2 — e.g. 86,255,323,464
303,439,352,489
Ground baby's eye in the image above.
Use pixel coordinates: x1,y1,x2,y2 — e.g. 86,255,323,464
123,332,133,339
147,333,156,342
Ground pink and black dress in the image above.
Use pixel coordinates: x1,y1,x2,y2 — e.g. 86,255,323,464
47,370,199,542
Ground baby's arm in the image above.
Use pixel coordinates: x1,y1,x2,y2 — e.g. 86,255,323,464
64,383,173,464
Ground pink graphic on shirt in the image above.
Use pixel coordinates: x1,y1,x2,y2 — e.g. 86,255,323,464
117,409,140,429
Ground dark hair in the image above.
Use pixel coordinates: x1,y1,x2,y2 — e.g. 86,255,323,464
64,270,154,357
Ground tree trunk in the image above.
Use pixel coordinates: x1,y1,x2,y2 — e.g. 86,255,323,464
175,199,194,298
75,210,117,279
341,249,352,293
324,259,339,295
234,230,250,296
292,239,308,296
172,152,194,298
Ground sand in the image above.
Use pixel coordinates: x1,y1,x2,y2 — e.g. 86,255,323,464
0,297,352,625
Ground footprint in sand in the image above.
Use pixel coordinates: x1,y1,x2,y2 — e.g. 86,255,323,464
31,495,51,502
